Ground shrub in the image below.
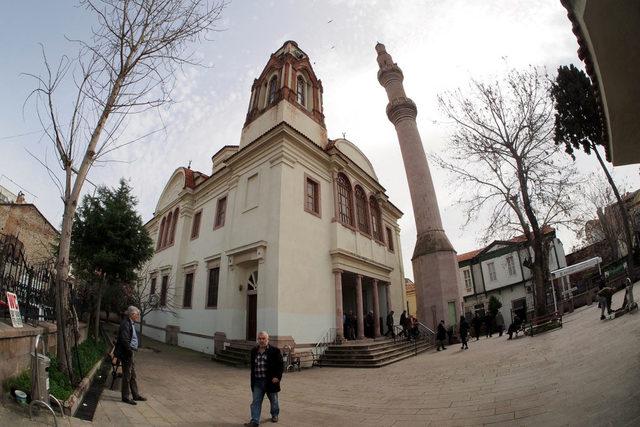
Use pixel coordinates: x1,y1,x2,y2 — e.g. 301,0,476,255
488,295,503,317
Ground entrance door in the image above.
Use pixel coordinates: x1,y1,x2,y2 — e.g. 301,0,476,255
246,294,257,340
246,270,258,341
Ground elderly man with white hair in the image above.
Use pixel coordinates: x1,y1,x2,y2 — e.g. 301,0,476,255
115,306,146,405
245,331,284,426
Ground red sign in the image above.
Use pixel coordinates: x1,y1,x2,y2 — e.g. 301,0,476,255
6,292,23,328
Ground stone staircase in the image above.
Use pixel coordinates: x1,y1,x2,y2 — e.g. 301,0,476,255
213,340,253,367
317,337,433,368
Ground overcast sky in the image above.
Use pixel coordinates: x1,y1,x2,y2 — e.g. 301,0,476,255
1,0,638,280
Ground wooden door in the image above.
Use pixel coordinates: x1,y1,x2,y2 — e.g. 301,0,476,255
246,294,257,341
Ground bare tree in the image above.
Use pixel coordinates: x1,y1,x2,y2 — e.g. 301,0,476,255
127,266,178,344
435,67,584,317
26,0,225,381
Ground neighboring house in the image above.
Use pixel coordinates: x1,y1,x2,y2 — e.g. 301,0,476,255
0,193,59,264
0,185,17,204
457,226,567,324
404,278,416,316
142,41,407,354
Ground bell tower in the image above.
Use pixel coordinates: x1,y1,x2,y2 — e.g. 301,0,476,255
240,41,327,148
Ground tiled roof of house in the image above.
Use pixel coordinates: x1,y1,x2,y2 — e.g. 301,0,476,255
456,226,556,263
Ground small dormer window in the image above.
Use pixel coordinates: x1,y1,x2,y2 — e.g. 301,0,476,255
296,75,306,107
268,75,278,104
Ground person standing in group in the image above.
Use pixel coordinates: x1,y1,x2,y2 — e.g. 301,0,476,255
436,320,447,351
597,286,615,320
385,310,395,337
459,316,469,350
484,313,494,338
115,306,146,405
472,313,482,341
245,331,283,427
347,311,357,340
495,312,505,337
400,310,408,337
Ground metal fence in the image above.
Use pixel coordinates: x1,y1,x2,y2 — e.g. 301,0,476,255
0,234,56,325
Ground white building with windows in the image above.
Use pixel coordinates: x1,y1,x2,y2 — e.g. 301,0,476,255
142,41,407,354
457,226,567,323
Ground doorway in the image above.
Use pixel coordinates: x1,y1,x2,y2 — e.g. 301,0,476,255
245,270,258,341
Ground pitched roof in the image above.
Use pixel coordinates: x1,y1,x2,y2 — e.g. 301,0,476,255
456,226,556,263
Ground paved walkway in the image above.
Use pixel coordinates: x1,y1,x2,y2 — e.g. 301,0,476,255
3,288,639,426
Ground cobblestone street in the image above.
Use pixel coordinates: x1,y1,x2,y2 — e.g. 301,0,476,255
3,289,639,426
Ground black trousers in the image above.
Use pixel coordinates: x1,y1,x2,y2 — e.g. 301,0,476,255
121,354,139,399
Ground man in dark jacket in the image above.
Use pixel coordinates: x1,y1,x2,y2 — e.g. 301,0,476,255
472,313,482,341
459,316,469,350
436,320,447,351
385,310,395,337
114,306,146,405
245,331,284,426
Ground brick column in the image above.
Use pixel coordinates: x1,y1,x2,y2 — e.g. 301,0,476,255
372,279,381,338
356,274,365,340
334,269,344,343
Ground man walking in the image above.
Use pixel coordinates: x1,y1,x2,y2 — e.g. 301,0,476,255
385,310,395,337
436,320,447,351
245,331,283,426
115,306,146,405
459,316,469,350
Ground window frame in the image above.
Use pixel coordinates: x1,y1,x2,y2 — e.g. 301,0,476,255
268,75,278,105
296,75,306,107
336,173,354,227
160,275,169,307
190,210,202,239
304,174,321,217
354,185,371,235
369,196,383,242
487,262,497,281
506,255,516,276
214,196,227,230
463,269,473,292
150,276,157,295
386,226,395,252
182,272,194,309
206,267,220,309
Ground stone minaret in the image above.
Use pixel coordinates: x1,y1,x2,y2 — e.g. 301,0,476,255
376,43,461,330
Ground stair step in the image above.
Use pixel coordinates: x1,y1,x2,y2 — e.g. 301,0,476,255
318,343,433,368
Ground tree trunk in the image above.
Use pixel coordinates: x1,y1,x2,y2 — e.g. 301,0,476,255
55,187,79,384
593,144,636,278
597,207,619,260
94,279,104,340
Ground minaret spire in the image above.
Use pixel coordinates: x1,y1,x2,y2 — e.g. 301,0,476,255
376,43,461,330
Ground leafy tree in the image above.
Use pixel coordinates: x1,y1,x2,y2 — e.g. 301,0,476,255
436,67,583,317
488,296,502,317
27,0,225,381
71,179,153,339
551,64,636,278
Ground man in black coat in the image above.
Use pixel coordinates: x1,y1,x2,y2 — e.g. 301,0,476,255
436,320,447,351
385,310,395,337
245,331,284,426
114,306,146,405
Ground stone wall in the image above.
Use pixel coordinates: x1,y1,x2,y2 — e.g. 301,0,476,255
0,320,88,386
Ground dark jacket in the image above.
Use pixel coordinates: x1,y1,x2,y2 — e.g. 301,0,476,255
436,323,447,340
400,312,407,328
250,345,284,393
386,313,394,329
459,319,469,338
115,318,136,361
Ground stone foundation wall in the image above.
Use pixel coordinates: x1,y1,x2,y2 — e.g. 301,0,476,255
0,320,88,386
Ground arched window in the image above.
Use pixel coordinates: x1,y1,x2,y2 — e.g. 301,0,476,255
336,173,354,226
369,196,382,241
169,207,179,244
296,75,306,107
268,75,278,104
355,186,370,234
157,217,166,250
162,211,172,248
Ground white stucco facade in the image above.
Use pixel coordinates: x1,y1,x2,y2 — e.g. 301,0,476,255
141,41,406,354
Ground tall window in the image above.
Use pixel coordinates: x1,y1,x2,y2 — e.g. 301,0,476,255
296,75,306,107
157,218,166,250
355,186,370,234
191,211,202,239
506,255,516,276
488,262,497,281
214,196,227,229
369,197,382,240
169,207,179,244
207,267,220,308
336,173,353,226
305,177,320,215
150,277,157,295
162,211,172,247
183,273,194,308
463,269,472,292
386,226,394,251
268,75,278,104
160,275,168,306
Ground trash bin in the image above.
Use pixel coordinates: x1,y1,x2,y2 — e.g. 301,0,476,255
30,337,50,402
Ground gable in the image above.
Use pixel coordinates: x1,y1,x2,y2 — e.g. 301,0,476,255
155,169,187,214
